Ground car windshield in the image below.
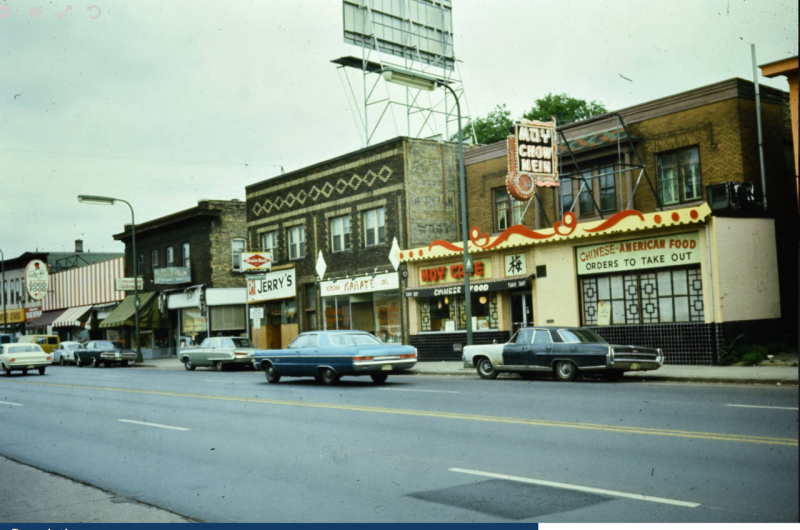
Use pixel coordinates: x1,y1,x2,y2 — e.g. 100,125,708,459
93,341,116,349
328,333,382,346
111,341,126,348
221,338,254,348
7,345,42,353
558,329,607,344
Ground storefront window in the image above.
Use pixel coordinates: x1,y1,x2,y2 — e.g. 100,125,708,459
581,266,703,325
419,294,498,332
374,291,401,343
210,305,246,332
282,299,298,324
182,307,207,344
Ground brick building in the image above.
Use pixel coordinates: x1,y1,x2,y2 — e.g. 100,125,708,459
244,137,463,349
399,78,796,364
108,199,248,357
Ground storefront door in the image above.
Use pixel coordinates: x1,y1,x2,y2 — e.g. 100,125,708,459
510,292,533,333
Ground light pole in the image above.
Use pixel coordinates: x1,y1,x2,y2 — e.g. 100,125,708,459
1,247,6,333
382,67,474,346
78,195,142,362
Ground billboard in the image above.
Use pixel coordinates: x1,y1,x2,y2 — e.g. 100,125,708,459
343,0,455,70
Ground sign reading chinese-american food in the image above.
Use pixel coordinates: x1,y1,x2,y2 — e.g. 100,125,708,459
241,252,272,272
154,267,191,285
247,268,296,302
506,119,559,201
320,272,399,298
576,232,700,275
25,260,49,301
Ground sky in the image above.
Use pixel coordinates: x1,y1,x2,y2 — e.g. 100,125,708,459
1,0,797,259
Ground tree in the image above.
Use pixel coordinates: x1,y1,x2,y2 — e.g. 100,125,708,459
523,93,608,124
461,104,513,145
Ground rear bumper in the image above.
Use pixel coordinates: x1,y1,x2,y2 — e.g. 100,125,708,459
607,357,663,371
100,353,137,362
9,362,49,371
353,359,417,373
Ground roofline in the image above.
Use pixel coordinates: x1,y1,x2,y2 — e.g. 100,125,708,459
113,202,226,241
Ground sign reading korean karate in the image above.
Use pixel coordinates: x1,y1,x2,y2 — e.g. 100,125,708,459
247,268,296,302
320,272,399,297
24,259,49,301
577,232,700,275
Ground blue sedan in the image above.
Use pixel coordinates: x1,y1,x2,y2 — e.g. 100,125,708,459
253,331,417,385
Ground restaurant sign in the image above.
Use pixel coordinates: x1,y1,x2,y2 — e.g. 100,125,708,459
247,268,296,302
0,308,26,324
419,260,492,285
154,267,191,285
320,272,398,298
506,119,558,201
576,232,700,275
25,304,43,322
24,260,49,301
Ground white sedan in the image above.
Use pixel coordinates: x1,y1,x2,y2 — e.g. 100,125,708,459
53,341,83,365
0,343,51,376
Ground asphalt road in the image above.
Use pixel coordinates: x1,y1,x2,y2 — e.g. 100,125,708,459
1,365,797,523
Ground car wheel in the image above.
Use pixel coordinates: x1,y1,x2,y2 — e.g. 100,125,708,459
121,361,129,367
371,374,388,384
91,358,100,368
554,361,578,382
184,358,195,371
38,367,46,375
605,370,625,382
477,358,498,380
2,364,10,376
21,368,28,375
75,356,83,367
214,362,224,372
60,357,66,366
265,365,281,383
320,368,339,386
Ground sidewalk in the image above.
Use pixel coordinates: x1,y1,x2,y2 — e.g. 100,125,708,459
135,356,799,385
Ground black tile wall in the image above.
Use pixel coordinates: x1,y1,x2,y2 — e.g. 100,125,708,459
411,331,511,362
588,323,722,365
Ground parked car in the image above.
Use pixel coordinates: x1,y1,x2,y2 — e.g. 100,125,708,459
74,340,137,367
253,331,417,385
463,326,663,382
17,334,60,354
180,337,255,371
0,343,51,375
53,341,83,365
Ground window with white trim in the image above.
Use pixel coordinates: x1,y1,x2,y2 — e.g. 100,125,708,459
658,146,701,206
287,226,305,260
330,215,351,252
151,250,159,270
232,238,246,271
166,246,175,267
261,231,278,264
182,243,190,268
363,207,385,247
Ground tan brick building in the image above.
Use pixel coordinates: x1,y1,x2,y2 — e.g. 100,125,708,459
399,78,796,364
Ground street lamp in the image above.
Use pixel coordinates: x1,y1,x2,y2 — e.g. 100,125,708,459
1,247,6,333
77,195,142,362
382,67,474,346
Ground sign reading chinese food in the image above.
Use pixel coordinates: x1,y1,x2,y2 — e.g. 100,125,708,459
506,119,559,201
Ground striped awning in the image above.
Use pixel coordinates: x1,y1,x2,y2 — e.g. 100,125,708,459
52,305,93,329
27,309,67,330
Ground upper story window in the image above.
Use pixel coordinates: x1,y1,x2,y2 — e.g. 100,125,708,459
330,215,351,253
287,226,305,260
151,250,159,270
137,254,144,275
579,169,594,216
494,189,524,232
658,146,701,206
232,238,246,271
166,246,175,267
261,231,278,264
182,243,190,268
559,173,574,217
599,164,616,213
363,207,385,247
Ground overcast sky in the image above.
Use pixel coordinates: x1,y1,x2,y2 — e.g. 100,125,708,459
1,0,797,259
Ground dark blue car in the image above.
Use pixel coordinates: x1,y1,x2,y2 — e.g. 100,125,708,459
253,331,417,385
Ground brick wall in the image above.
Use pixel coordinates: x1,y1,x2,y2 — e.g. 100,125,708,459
406,141,461,246
208,200,248,288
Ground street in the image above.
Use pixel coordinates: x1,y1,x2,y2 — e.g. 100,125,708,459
1,366,797,523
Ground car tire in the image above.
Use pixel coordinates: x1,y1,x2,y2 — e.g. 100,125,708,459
184,358,195,371
121,361,129,367
91,358,100,368
2,364,10,376
314,375,323,384
320,368,339,386
21,368,28,375
60,358,66,366
265,365,281,383
75,356,83,367
214,362,224,372
554,361,578,381
477,358,499,380
605,370,625,382
371,374,388,384
38,367,46,375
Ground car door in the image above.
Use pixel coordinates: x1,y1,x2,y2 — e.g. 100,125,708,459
502,329,532,367
281,335,307,375
53,344,63,363
194,338,213,366
298,334,321,376
528,329,554,368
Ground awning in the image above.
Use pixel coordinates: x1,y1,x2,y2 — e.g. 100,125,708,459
404,276,533,298
52,305,93,329
26,309,67,330
99,292,166,328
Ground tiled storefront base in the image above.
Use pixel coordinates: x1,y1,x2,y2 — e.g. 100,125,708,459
411,331,511,362
588,323,721,365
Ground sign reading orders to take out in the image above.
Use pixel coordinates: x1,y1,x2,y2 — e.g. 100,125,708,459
576,232,700,275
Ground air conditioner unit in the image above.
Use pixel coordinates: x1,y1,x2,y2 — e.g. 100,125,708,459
705,182,757,212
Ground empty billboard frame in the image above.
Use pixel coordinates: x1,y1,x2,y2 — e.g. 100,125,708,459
343,0,455,70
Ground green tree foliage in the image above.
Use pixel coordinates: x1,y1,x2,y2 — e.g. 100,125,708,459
461,104,514,145
523,93,608,123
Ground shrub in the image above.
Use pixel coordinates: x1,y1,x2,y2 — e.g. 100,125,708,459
765,342,791,354
718,334,745,366
741,351,765,366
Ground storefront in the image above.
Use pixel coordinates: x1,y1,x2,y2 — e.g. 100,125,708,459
51,305,93,342
1,308,30,338
247,266,298,350
320,272,402,343
99,292,171,358
399,203,782,364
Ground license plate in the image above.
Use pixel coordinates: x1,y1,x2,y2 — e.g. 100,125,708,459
630,363,640,370
381,364,392,371
27,365,35,369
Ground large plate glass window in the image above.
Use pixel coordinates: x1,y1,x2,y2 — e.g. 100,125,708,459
330,215,351,252
658,146,701,206
210,305,246,331
287,226,305,260
324,296,351,330
363,207,385,247
419,294,498,332
261,230,278,264
231,238,246,271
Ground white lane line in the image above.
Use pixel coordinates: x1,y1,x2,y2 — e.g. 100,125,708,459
117,419,189,431
726,404,798,411
203,380,243,383
0,400,23,407
380,388,459,394
449,468,700,508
